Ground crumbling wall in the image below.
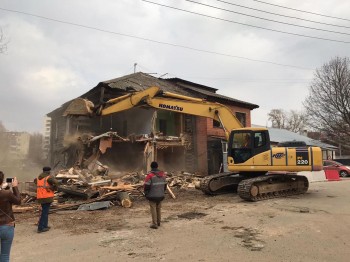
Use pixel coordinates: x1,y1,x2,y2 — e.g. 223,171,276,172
99,142,146,172
156,146,186,173
100,108,155,136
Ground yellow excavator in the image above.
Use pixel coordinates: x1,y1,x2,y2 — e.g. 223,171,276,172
64,86,323,201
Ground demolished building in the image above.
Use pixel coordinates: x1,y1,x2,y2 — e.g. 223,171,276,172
47,72,258,176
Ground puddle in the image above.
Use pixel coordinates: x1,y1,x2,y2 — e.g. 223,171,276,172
166,211,208,221
177,212,207,220
221,226,265,251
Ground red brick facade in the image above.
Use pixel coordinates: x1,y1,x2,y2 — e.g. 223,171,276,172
195,104,252,175
196,117,209,174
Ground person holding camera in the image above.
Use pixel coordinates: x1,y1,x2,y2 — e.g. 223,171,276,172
0,171,21,262
34,167,58,233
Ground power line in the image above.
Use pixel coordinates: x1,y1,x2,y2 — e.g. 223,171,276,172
141,0,350,43
251,0,350,22
0,7,315,70
213,0,350,29
184,0,350,36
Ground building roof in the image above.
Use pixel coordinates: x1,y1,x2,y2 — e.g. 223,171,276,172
166,78,259,109
48,72,259,116
100,72,188,95
98,72,258,109
265,127,338,150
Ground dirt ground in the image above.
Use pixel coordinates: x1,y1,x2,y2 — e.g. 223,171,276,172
11,179,350,262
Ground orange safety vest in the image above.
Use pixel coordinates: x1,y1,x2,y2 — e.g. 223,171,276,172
36,176,54,199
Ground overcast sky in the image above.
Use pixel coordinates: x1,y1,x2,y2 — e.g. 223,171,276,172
0,0,349,133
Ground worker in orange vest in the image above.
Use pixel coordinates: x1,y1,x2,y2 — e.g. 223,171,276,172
35,167,58,233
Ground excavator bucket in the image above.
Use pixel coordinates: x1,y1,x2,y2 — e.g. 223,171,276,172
63,98,95,117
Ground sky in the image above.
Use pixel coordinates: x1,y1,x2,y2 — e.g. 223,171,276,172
0,0,349,133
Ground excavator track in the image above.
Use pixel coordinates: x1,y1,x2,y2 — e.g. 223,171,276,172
237,174,309,201
199,172,244,195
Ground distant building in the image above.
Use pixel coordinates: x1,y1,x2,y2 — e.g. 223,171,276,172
266,127,338,159
5,132,30,159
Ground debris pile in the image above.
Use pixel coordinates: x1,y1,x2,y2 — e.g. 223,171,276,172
16,167,202,213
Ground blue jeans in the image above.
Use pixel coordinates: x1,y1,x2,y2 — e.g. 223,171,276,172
0,225,14,262
38,202,51,231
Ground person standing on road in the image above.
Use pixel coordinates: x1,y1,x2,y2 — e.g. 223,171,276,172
0,171,21,262
144,161,167,229
35,167,58,233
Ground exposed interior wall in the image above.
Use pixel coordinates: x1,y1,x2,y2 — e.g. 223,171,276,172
55,108,190,173
156,146,186,173
156,111,177,136
99,142,146,172
90,108,155,136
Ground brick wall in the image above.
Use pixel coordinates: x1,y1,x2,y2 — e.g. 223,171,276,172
196,104,252,175
195,117,208,175
229,105,251,127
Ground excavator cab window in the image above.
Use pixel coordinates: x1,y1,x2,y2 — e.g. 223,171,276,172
230,132,252,163
228,130,270,164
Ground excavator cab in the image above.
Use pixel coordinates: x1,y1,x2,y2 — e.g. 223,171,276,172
228,129,270,164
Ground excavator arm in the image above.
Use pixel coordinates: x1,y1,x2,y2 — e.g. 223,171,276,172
64,86,243,139
146,95,242,139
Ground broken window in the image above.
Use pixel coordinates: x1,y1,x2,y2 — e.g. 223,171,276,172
159,119,167,136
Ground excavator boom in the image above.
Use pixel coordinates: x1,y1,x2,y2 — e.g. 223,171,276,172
64,86,244,140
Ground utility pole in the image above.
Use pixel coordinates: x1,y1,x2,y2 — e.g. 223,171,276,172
134,63,137,73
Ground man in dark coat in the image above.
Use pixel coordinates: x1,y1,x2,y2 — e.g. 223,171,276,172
144,161,167,229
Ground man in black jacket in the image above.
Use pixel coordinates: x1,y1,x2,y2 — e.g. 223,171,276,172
144,162,167,229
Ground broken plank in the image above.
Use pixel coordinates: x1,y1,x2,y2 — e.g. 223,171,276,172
101,184,137,191
13,206,36,213
88,179,112,186
166,185,176,199
56,174,80,179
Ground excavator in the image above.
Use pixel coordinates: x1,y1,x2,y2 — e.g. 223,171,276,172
64,86,323,201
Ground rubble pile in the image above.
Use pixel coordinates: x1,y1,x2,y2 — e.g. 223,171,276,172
167,172,201,189
16,168,202,213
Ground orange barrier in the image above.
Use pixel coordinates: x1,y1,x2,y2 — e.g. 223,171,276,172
324,170,340,181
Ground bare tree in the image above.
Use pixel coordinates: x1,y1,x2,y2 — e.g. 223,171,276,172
268,109,307,133
303,57,350,143
286,110,307,133
268,109,287,129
